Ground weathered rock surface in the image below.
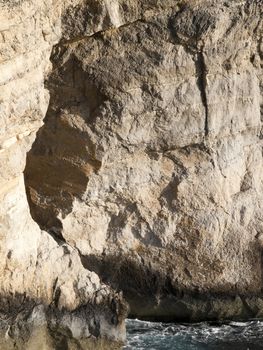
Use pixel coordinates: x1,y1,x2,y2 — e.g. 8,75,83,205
25,0,263,321
0,0,128,347
1,0,263,346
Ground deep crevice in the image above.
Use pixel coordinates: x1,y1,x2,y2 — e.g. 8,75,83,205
196,50,209,137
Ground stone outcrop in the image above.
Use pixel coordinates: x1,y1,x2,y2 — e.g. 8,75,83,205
0,0,263,347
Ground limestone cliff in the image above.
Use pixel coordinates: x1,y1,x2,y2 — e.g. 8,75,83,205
0,1,127,348
0,0,263,347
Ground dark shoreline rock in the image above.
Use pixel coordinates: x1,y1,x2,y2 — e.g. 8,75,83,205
0,296,126,349
82,253,263,322
129,295,263,323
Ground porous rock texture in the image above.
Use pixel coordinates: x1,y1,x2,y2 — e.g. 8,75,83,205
0,0,263,346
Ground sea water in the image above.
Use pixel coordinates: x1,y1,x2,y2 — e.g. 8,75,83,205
124,319,263,349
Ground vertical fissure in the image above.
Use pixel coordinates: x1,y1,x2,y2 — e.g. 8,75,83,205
196,50,209,137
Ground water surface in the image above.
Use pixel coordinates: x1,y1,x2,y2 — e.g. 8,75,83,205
124,319,263,349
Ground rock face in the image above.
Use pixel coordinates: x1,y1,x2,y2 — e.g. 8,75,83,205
0,0,263,346
0,0,127,348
